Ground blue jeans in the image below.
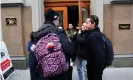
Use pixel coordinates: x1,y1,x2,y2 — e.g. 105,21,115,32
76,57,88,80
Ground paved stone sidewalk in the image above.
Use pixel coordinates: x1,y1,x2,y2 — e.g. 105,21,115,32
103,68,133,80
8,67,133,80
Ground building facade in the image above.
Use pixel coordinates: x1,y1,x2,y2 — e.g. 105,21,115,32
104,0,133,54
104,0,133,67
0,0,133,68
1,0,45,68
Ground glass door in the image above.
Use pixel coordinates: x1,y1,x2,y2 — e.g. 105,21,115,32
45,7,68,30
78,1,89,28
82,8,89,22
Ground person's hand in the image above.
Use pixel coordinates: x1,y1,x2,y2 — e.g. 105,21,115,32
73,32,77,35
70,62,74,66
81,26,85,31
58,26,63,29
76,27,80,30
78,30,81,34
31,44,36,51
70,59,74,66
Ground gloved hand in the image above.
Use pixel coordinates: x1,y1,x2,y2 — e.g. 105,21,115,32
70,59,75,66
30,44,36,51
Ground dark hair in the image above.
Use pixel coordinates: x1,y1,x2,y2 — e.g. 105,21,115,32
68,23,73,26
44,8,59,21
30,32,36,42
89,15,99,27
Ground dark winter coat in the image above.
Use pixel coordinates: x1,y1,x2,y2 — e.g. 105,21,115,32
76,31,89,59
65,29,77,61
86,27,105,80
28,41,42,80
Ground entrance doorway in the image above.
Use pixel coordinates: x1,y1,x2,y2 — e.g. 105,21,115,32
68,6,79,29
44,0,90,30
45,6,79,30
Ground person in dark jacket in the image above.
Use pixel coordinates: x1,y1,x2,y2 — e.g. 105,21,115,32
76,22,88,80
65,23,77,40
85,15,105,80
28,32,42,80
35,8,72,80
65,23,77,62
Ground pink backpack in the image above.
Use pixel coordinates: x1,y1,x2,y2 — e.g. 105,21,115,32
34,33,69,78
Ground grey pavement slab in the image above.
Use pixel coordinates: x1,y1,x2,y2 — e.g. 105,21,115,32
8,66,133,80
103,68,133,80
8,69,30,80
8,66,78,80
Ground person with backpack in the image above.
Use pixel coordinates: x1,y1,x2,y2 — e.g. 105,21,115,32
28,32,42,80
85,15,114,80
33,9,72,80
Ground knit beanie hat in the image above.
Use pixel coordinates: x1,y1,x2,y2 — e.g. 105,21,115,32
45,8,59,21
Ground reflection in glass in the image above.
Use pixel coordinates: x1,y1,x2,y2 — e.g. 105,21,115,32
56,11,63,27
82,8,88,22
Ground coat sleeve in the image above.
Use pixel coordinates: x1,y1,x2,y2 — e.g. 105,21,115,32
88,35,105,77
87,35,105,63
27,41,32,52
91,36,104,62
58,32,72,62
76,33,85,43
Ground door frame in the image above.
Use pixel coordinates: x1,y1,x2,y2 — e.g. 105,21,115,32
45,0,90,30
45,7,68,30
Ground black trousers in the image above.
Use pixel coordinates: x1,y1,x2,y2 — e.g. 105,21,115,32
87,63,105,80
29,52,43,80
45,66,73,80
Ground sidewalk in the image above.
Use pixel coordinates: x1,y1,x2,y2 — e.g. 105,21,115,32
8,66,133,80
103,68,133,80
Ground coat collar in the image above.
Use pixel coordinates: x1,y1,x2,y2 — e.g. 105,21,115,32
86,27,100,35
91,27,100,32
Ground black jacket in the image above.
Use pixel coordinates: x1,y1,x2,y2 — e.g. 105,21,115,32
86,27,105,66
86,27,105,80
35,22,72,62
76,31,89,59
